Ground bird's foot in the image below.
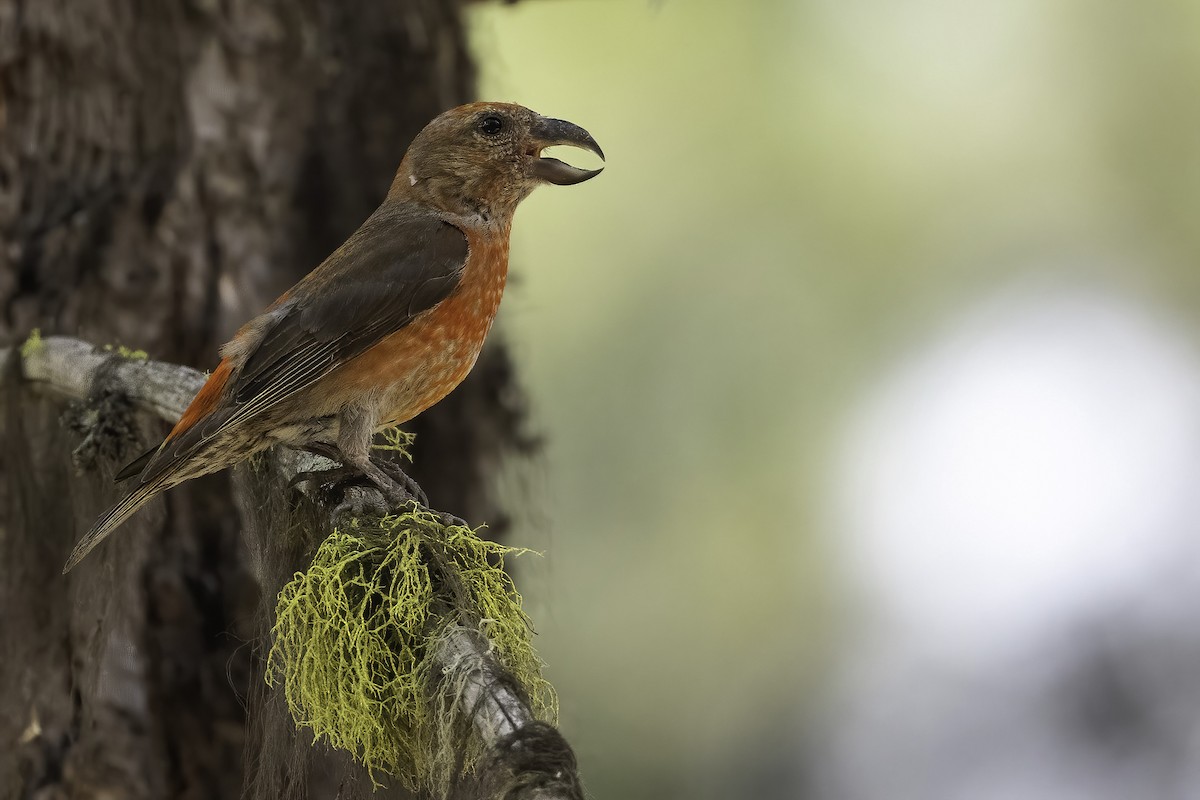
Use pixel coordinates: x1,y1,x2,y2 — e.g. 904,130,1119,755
370,457,430,508
291,465,390,519
290,457,437,522
330,484,391,521
289,464,363,494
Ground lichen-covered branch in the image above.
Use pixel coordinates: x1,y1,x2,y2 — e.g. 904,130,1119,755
438,624,535,741
437,626,583,800
4,333,205,424
4,334,582,800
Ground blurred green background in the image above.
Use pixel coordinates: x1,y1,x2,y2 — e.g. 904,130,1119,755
467,1,1200,798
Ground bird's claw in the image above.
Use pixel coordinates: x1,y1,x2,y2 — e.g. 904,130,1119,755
291,460,432,522
330,484,391,521
291,465,388,519
371,458,430,508
291,458,438,523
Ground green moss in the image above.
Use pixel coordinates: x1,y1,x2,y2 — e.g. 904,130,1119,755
19,328,43,359
267,508,553,794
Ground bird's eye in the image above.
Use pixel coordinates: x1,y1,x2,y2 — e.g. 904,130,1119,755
479,115,504,136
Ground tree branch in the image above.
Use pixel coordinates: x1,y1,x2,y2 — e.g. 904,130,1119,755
4,334,581,800
4,335,205,424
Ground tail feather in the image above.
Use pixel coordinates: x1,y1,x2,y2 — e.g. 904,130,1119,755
72,360,241,572
63,479,169,573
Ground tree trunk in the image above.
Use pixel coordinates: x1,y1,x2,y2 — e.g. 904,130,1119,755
0,2,534,797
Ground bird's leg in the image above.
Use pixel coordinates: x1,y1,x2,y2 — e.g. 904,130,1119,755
335,405,419,509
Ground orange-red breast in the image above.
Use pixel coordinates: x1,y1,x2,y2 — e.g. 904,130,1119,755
64,102,603,572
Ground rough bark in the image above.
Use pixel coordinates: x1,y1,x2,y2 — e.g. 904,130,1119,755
0,2,534,797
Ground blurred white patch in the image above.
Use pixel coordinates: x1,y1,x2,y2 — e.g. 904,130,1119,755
837,287,1200,663
822,285,1200,800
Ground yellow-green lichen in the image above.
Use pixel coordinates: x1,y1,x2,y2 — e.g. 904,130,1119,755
102,343,149,359
267,508,553,794
372,426,416,459
20,329,43,359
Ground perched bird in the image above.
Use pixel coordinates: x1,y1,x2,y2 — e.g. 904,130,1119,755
64,102,603,573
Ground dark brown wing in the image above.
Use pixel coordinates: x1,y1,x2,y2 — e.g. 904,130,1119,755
135,203,468,484
212,208,467,435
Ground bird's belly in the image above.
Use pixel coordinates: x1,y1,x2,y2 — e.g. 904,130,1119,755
376,336,484,425
332,303,497,427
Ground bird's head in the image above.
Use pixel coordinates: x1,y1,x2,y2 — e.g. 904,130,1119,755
392,102,604,224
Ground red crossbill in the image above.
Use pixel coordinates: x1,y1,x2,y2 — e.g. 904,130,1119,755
64,102,603,573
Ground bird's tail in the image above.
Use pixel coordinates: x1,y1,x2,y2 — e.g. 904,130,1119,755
63,478,169,573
